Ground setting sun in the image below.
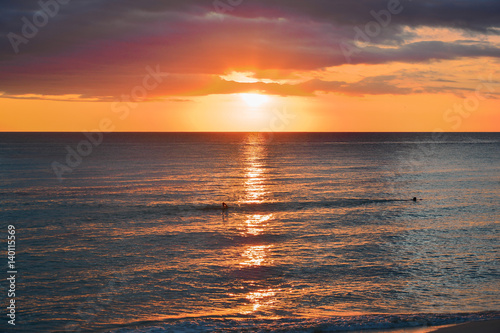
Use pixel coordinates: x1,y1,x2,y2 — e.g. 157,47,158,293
240,93,270,108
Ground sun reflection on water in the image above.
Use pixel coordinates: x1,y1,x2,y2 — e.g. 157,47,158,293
244,289,277,314
240,244,273,267
243,135,269,204
243,213,273,236
235,134,279,315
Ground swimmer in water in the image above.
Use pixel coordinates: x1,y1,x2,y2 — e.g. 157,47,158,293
222,202,228,209
412,197,417,201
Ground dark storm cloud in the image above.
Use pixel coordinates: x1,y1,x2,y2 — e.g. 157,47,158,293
244,0,500,33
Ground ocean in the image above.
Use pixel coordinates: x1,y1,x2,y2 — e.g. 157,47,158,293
0,132,499,332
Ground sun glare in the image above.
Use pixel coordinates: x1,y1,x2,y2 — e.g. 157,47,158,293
240,93,269,108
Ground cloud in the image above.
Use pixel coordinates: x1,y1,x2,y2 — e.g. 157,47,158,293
345,41,500,64
0,0,498,99
227,0,500,33
298,75,414,96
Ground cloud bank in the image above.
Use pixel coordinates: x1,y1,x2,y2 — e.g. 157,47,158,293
0,0,498,100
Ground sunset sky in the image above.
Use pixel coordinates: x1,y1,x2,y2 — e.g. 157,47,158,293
1,0,499,132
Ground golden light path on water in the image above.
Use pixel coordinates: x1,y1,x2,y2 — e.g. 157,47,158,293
238,135,278,316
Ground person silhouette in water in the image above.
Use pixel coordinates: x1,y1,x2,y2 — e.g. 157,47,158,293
222,202,228,209
412,197,417,201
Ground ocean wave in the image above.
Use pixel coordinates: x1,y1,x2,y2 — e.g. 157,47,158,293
194,198,412,213
108,311,500,333
84,198,416,219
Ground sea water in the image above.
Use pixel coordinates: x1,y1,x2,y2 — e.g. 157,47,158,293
0,132,499,332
